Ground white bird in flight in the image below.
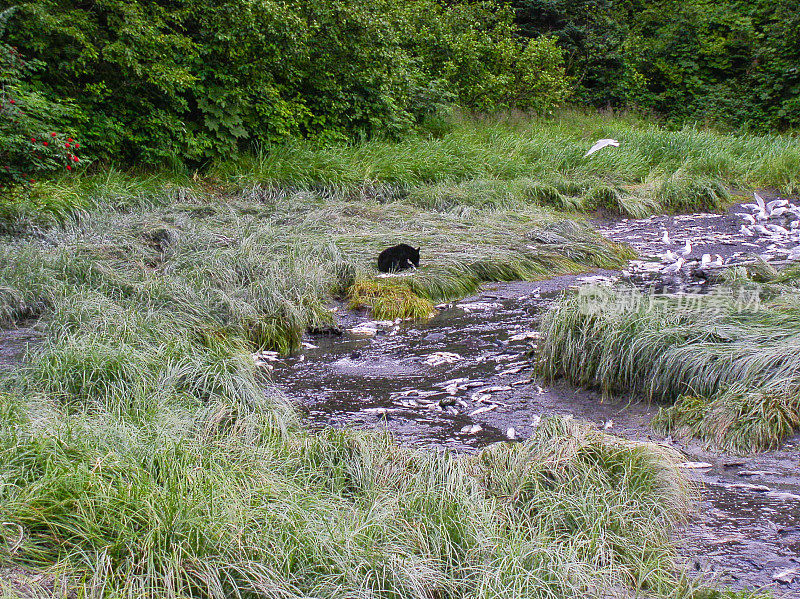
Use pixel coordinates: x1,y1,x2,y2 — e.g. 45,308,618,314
584,138,620,157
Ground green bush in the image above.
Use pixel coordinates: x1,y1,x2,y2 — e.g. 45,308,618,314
0,7,83,188
1,0,569,167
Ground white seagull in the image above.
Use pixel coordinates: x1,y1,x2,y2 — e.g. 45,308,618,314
701,253,712,266
664,257,685,274
767,199,789,212
736,213,756,225
770,206,790,218
740,225,754,236
743,193,768,220
766,224,789,234
713,254,724,266
754,192,768,220
661,230,671,244
660,250,678,263
682,240,692,255
584,138,620,157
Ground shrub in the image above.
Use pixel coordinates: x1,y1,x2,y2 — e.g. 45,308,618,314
3,1,570,167
0,8,83,188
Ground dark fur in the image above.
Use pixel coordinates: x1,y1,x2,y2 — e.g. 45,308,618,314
377,244,420,272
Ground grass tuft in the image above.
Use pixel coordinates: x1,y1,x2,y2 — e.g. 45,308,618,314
538,284,800,451
653,383,800,453
347,278,436,320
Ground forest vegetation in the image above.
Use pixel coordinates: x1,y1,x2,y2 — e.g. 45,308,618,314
0,1,797,597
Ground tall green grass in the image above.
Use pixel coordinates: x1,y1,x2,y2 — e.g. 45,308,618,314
0,400,693,598
216,110,800,204
538,284,800,451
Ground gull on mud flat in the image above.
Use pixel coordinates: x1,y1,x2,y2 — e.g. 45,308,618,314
767,199,789,212
740,225,755,236
736,213,756,225
754,192,768,219
701,254,712,266
660,250,678,263
766,223,790,234
713,254,724,266
661,230,671,244
584,138,620,157
769,206,790,218
681,240,692,255
752,224,771,235
664,257,685,274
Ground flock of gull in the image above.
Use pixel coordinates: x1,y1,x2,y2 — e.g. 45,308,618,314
737,192,800,259
584,138,800,272
650,192,800,278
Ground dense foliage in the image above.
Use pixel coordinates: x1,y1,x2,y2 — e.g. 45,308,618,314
0,7,82,187
0,0,568,166
0,0,796,173
511,0,800,130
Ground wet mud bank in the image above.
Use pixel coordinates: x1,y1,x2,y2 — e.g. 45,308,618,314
0,324,40,372
272,202,800,596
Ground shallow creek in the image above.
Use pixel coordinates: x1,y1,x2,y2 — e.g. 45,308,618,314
272,204,800,596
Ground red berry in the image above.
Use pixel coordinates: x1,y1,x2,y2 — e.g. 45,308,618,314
9,99,15,104
67,138,73,142
65,143,71,148
75,143,80,149
51,132,56,137
30,137,35,142
29,179,34,183
66,165,72,171
73,156,79,162
43,141,48,146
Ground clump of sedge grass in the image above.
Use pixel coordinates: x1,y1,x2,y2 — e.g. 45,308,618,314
538,284,800,451
653,382,800,453
347,278,436,320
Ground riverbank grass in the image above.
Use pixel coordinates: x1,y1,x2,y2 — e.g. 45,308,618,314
0,395,694,599
537,282,800,452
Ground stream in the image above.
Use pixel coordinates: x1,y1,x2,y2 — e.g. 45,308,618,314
270,202,800,596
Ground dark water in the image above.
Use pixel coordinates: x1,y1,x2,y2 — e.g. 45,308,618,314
0,325,39,371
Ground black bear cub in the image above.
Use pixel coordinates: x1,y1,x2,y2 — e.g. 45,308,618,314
377,244,420,273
